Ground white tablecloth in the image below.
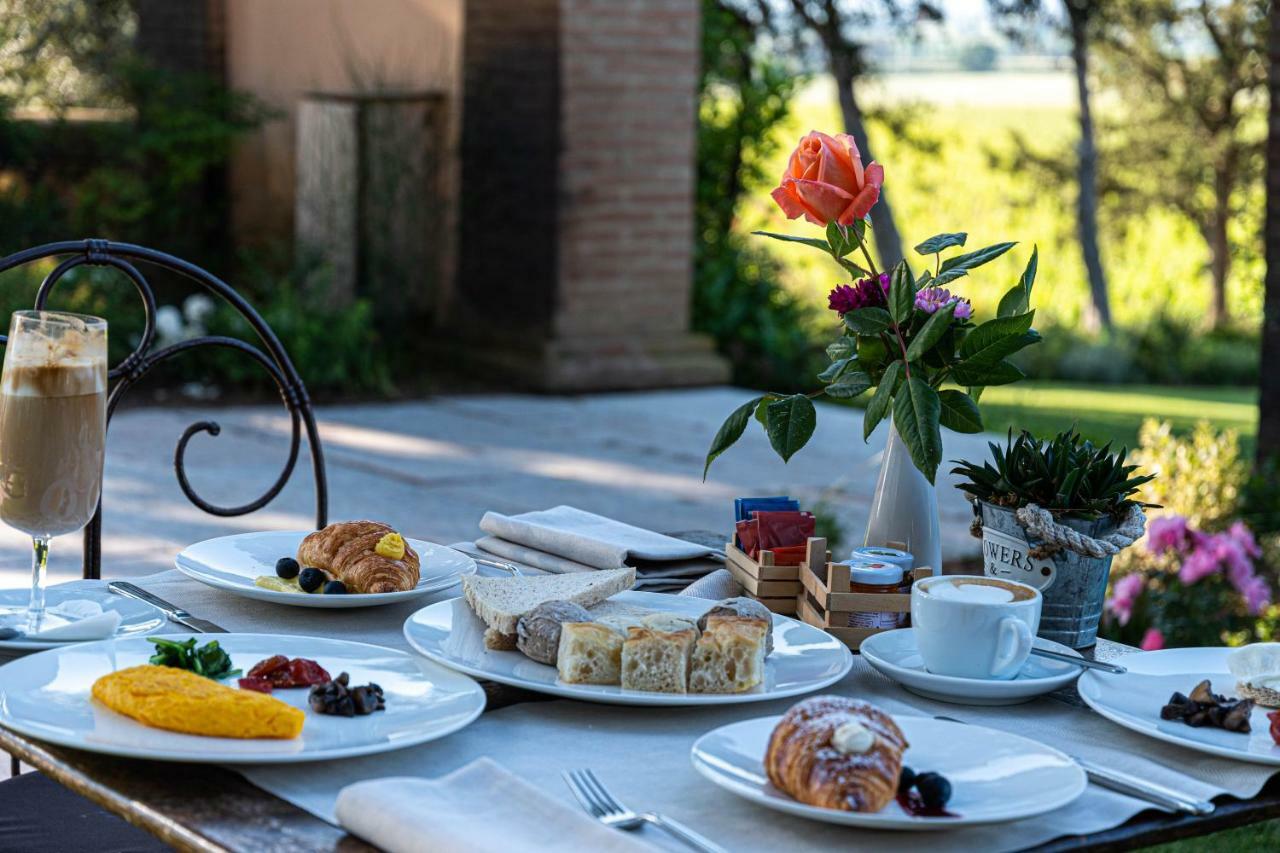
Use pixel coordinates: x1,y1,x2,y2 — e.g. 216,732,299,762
38,571,1280,852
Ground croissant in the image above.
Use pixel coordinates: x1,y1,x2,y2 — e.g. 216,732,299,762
296,521,420,593
765,696,908,813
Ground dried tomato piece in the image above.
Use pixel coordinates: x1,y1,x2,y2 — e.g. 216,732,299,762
246,655,331,688
284,657,331,687
238,676,274,694
247,655,290,680
1268,710,1280,746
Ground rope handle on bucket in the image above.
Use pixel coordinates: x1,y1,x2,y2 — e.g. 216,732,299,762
967,498,1147,559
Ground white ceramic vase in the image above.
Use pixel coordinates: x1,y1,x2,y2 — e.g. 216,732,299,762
863,423,942,576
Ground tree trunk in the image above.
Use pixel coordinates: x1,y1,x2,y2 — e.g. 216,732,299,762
1208,165,1233,329
829,50,905,271
1257,0,1280,466
1066,1,1112,332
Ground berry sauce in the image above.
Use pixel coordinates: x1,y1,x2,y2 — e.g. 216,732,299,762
896,791,959,818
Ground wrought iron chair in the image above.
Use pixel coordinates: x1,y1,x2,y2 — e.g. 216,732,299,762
0,239,329,579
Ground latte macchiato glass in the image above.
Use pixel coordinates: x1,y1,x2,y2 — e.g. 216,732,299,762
911,575,1042,680
0,311,107,632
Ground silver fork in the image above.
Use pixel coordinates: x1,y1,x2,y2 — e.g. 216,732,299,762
563,768,726,853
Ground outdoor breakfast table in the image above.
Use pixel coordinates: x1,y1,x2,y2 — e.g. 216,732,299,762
3,538,1280,852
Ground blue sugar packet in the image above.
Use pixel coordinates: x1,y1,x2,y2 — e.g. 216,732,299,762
735,496,798,523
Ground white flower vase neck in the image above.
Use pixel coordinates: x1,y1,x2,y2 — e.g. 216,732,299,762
863,423,942,576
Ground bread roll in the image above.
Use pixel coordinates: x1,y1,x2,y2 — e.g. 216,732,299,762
688,614,768,693
516,600,592,665
621,625,697,693
556,622,624,684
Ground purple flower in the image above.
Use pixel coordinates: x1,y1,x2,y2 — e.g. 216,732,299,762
1106,573,1146,626
1228,520,1262,558
1242,576,1272,615
1178,543,1221,585
828,272,890,315
914,286,972,319
1147,515,1191,556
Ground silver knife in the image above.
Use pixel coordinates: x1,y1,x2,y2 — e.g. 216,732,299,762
934,715,1214,816
108,582,228,634
1030,646,1128,674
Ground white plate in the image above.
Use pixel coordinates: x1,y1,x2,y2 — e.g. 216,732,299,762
1078,647,1280,765
0,587,165,652
691,714,1086,829
403,590,852,706
176,531,476,608
860,628,1083,705
0,633,485,763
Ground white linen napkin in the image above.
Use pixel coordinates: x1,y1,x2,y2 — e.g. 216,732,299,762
334,757,654,853
478,506,714,570
27,600,122,641
679,569,742,601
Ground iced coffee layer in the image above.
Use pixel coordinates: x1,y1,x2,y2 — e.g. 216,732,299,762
1,360,107,397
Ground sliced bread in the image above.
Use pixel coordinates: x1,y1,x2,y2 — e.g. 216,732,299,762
463,567,636,637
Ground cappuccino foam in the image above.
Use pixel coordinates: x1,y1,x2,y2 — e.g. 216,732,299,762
922,577,1034,604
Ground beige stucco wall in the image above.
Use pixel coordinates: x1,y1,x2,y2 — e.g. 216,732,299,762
224,0,461,245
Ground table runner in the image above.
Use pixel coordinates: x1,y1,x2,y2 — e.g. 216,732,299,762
24,572,1280,851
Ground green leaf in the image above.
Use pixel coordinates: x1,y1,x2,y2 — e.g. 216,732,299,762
751,231,830,252
837,257,871,278
826,339,854,361
888,262,916,325
825,221,866,258
753,396,772,427
997,245,1038,318
844,306,893,335
905,301,957,362
825,370,872,399
958,311,1036,365
703,396,763,479
935,241,1017,285
938,389,983,433
765,394,817,463
893,377,943,482
863,360,903,441
969,386,986,403
951,359,1026,387
914,232,968,255
818,357,854,383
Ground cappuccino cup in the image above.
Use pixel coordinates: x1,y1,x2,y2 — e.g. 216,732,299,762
911,575,1041,680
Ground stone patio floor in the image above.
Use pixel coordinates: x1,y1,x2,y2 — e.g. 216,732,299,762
0,388,996,588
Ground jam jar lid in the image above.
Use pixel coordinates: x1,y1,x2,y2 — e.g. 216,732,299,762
847,560,904,585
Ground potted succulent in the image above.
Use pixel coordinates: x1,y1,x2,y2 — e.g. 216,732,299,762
951,428,1156,648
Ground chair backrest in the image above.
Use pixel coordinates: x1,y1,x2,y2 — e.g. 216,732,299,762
0,239,328,578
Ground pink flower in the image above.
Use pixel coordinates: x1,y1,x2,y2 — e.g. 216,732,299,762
1106,573,1146,626
1228,521,1262,558
827,273,889,315
772,131,884,226
914,286,972,319
1242,576,1272,615
1178,544,1221,585
1140,628,1165,651
1147,515,1191,555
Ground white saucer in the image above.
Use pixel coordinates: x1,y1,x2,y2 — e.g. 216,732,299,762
692,714,1086,829
860,628,1083,705
0,586,165,651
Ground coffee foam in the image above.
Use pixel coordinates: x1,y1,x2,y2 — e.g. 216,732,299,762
2,360,106,397
922,577,1034,604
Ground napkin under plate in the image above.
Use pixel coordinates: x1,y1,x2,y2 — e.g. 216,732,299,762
334,757,654,853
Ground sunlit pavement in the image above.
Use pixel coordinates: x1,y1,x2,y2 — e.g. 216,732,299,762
0,388,993,588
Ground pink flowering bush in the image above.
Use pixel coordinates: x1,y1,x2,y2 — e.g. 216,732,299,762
1104,514,1272,648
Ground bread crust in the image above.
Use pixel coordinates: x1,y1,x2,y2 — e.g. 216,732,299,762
765,696,907,812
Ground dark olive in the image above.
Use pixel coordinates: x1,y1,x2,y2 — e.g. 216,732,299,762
322,580,348,595
298,567,326,592
915,772,952,809
897,766,916,795
275,557,300,579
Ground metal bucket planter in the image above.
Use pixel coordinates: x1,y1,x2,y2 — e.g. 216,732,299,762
976,501,1127,649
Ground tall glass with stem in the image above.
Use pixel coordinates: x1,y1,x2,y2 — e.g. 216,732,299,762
0,312,107,633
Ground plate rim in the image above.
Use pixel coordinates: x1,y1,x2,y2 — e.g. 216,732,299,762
690,713,1088,829
174,530,477,608
402,590,853,707
0,631,487,764
860,628,1083,697
1077,646,1280,767
0,588,167,651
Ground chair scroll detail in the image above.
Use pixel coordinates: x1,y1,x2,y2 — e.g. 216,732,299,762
0,239,329,579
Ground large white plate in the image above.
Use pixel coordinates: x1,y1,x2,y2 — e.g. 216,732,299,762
860,628,1083,706
0,587,165,652
0,633,486,763
1078,646,1280,765
403,590,852,706
176,531,476,608
692,714,1086,829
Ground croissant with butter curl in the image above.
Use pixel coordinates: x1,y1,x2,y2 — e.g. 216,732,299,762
296,521,420,593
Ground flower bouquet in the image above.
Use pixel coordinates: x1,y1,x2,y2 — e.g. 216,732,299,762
703,131,1043,486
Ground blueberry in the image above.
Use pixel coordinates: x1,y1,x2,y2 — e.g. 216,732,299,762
322,580,348,595
897,766,916,795
915,772,952,809
275,557,300,579
298,567,326,592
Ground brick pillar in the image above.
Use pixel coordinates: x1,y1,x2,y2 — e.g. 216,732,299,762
450,0,728,391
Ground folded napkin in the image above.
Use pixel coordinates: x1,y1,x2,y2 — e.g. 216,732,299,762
479,507,714,570
27,600,121,641
334,758,654,853
679,569,742,601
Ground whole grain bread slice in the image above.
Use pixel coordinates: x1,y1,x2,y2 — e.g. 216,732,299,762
462,567,636,637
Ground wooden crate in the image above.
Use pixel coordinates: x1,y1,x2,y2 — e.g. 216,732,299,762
797,536,932,650
723,541,817,616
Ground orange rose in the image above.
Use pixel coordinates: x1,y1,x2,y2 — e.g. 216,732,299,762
770,131,884,227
